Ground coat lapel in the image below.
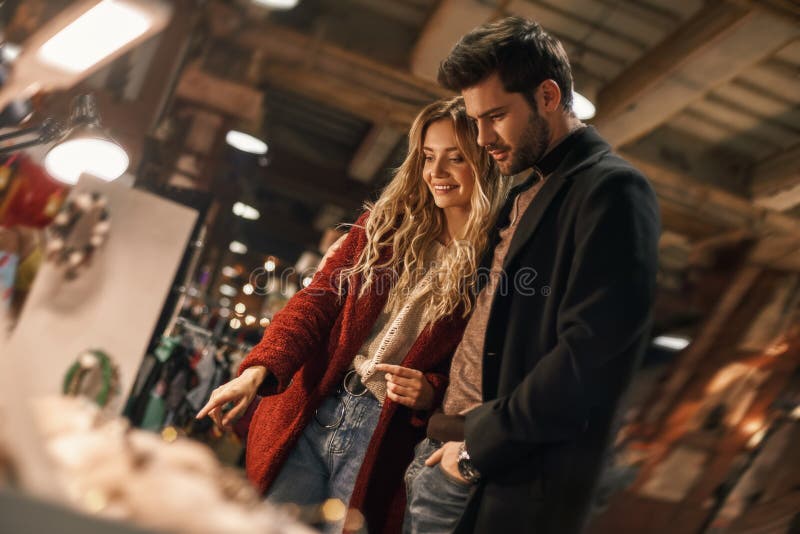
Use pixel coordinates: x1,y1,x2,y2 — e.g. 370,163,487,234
502,128,612,270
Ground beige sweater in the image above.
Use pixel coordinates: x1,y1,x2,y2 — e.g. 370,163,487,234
352,242,444,403
443,171,548,415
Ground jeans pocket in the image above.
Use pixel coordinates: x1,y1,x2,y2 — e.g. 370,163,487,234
437,463,472,490
330,396,367,454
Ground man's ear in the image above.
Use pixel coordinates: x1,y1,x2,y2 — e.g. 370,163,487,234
537,79,562,113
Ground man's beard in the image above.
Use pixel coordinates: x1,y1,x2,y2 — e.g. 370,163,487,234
501,109,550,176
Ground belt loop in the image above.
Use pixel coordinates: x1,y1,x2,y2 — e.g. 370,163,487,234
343,369,369,397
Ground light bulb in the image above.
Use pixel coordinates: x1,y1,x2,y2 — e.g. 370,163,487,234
44,137,128,184
229,241,248,254
572,90,596,120
226,130,267,155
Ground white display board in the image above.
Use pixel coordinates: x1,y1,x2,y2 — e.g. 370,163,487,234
0,174,197,497
3,174,197,404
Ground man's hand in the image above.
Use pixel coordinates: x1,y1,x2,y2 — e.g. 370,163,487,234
425,441,467,484
375,363,435,410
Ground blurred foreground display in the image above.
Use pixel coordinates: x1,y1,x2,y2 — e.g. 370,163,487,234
1,0,799,533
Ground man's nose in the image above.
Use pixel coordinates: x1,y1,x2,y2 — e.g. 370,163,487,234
476,121,497,148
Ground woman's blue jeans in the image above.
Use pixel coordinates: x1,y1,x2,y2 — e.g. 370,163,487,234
265,387,382,531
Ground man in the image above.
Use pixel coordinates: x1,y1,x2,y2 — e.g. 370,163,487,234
403,17,661,533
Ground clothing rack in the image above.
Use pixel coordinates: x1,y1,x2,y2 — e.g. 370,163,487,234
173,316,253,353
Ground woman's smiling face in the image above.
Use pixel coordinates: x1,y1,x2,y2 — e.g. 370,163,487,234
422,119,476,211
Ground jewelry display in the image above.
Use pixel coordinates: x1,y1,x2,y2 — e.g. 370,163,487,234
62,350,120,408
45,191,110,279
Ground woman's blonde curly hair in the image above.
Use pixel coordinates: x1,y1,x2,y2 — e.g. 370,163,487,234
339,97,510,325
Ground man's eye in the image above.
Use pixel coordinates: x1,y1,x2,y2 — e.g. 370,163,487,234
490,114,504,121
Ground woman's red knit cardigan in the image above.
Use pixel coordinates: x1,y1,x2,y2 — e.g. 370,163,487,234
239,212,468,533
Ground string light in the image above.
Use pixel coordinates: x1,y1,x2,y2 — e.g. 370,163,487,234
229,241,248,254
219,284,237,297
232,202,260,220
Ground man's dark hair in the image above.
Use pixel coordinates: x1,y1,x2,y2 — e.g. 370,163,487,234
438,17,574,111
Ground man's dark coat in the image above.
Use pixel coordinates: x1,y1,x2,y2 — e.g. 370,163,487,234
456,127,661,533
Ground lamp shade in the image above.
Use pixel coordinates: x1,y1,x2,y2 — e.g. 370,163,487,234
44,136,128,184
43,94,129,184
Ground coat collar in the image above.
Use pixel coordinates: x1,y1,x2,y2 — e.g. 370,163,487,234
502,126,611,269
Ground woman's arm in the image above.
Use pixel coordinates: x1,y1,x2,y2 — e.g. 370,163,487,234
239,211,369,394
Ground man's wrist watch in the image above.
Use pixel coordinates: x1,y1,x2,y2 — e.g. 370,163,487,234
457,442,481,484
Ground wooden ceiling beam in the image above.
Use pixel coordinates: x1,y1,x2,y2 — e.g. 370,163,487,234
624,153,800,248
348,124,405,183
591,0,683,30
262,64,421,128
594,1,800,148
236,24,451,112
751,143,800,198
259,147,373,211
644,263,764,426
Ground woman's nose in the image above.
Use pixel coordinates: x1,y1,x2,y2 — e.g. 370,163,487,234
430,158,449,177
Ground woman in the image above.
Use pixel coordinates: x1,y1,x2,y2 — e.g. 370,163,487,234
197,97,508,533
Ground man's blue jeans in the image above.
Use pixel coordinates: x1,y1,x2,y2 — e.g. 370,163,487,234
265,387,382,531
403,438,472,534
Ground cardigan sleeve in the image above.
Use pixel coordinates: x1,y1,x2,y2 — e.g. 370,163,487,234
239,211,370,393
410,367,450,428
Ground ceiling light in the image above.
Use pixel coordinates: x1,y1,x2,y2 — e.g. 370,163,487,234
259,317,270,327
218,297,231,307
245,315,256,326
219,284,237,297
264,259,276,272
2,43,21,63
233,201,260,221
229,318,242,329
221,265,239,278
302,276,313,288
229,241,248,254
243,283,254,295
572,90,595,120
43,94,128,184
218,308,230,318
234,302,246,315
45,138,128,184
653,335,691,351
225,130,267,155
37,0,152,74
252,0,300,10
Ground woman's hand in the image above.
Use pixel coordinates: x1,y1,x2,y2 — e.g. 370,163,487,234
374,364,434,410
196,366,266,429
